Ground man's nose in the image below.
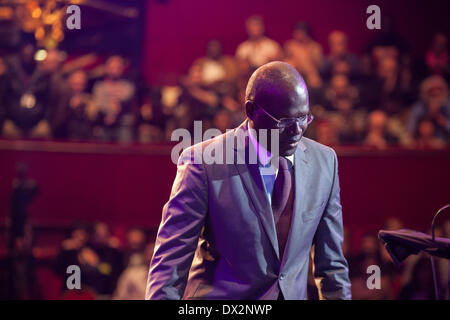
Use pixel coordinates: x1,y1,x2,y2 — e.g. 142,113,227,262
289,121,303,135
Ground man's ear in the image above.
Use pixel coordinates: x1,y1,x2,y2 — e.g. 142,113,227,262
245,100,256,120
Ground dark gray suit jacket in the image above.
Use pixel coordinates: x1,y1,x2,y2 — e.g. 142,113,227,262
146,120,351,299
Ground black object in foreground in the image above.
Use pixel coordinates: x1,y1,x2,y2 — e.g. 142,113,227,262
378,229,450,266
378,204,450,300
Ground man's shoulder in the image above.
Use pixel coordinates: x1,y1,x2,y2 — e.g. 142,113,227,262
178,129,235,165
301,137,337,159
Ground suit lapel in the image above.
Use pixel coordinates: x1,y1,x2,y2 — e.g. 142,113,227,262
233,120,280,260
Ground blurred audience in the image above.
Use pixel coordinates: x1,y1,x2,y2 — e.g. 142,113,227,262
54,222,154,300
2,212,445,300
0,15,449,150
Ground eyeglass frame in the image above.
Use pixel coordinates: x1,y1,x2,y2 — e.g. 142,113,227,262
249,100,314,128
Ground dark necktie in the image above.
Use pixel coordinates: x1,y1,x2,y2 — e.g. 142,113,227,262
271,157,294,259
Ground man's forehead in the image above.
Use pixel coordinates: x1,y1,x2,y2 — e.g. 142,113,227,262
261,82,309,116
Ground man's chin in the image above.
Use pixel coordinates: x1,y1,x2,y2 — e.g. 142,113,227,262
280,146,297,157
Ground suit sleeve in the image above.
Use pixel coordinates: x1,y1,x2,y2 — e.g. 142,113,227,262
312,149,352,300
146,147,208,300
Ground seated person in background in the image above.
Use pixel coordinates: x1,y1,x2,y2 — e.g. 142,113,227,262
321,30,361,82
55,222,93,294
92,55,136,142
284,21,323,88
365,56,414,146
113,242,155,300
425,33,449,80
88,221,123,297
123,227,148,268
212,108,232,134
235,15,283,73
363,15,410,77
2,48,67,139
363,110,398,149
324,74,359,111
65,69,98,141
408,75,450,144
193,40,238,93
375,56,414,116
137,87,165,143
176,62,221,132
414,117,446,149
322,74,366,144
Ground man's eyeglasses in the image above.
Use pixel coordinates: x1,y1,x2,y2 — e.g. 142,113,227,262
251,101,314,129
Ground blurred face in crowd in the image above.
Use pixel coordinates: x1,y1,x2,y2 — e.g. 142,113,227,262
246,16,264,39
69,70,87,94
41,49,61,73
293,29,308,42
293,23,311,43
377,56,398,78
106,56,125,79
93,222,110,244
71,227,89,246
418,119,435,139
431,33,447,53
384,217,403,230
421,76,448,106
188,63,203,85
332,59,351,76
126,228,146,250
207,40,223,60
335,98,354,113
245,62,310,156
21,44,35,63
373,46,399,64
368,110,387,132
330,75,350,96
213,109,232,133
427,84,445,100
0,57,5,76
329,31,348,57
316,121,338,146
360,234,379,255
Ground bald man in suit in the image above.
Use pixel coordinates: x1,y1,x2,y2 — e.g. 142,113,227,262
146,61,351,300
